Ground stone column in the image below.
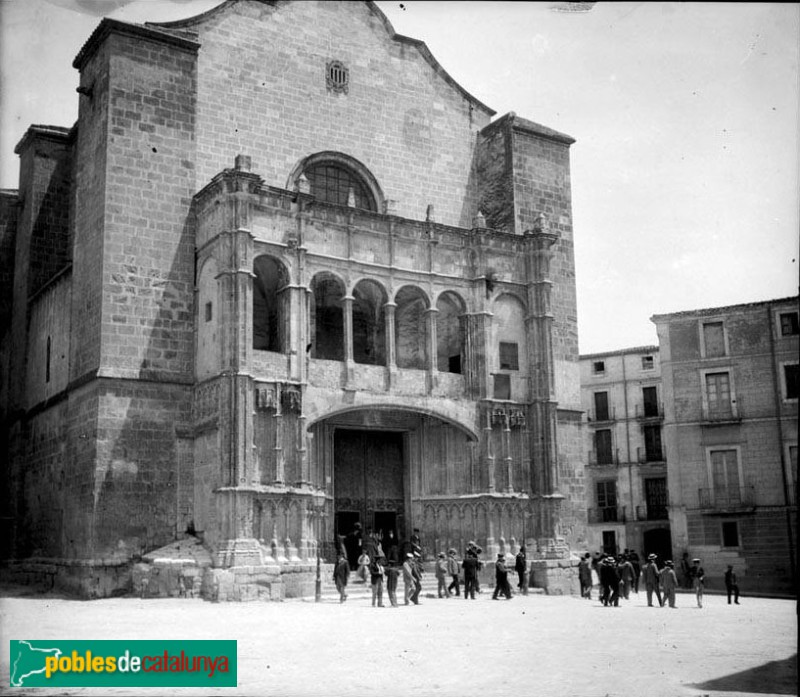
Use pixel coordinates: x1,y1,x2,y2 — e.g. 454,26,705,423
503,412,514,493
296,407,309,488
384,301,397,387
524,218,560,498
464,311,491,400
342,295,354,384
425,307,438,392
484,409,495,493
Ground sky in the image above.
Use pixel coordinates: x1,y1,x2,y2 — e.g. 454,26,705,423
1,1,798,354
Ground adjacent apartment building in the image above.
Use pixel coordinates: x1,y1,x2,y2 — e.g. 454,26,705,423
580,347,671,562
653,297,798,594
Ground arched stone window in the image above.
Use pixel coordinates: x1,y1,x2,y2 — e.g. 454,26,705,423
253,255,288,352
353,279,387,365
310,272,345,361
436,291,466,374
290,152,383,213
395,285,429,370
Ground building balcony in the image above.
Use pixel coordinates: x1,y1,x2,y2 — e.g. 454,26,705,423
697,486,756,513
635,504,669,521
587,449,619,467
587,506,628,524
587,407,616,423
637,447,666,464
700,399,743,425
635,403,664,420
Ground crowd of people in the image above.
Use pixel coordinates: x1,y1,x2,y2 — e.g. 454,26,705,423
333,527,740,609
332,525,529,606
577,549,738,608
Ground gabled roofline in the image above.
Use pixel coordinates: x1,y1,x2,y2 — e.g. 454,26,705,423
146,0,242,30
148,0,497,117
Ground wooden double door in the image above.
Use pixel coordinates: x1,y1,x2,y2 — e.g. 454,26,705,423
333,429,406,564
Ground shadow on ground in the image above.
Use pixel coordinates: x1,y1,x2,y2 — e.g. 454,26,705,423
692,654,797,695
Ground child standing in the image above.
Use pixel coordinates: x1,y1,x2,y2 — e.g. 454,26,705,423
435,552,449,598
357,550,370,583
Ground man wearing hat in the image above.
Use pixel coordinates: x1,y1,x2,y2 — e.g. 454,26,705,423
492,553,512,600
411,552,423,604
643,553,662,607
333,552,350,603
446,548,461,597
660,560,678,608
462,549,480,600
384,560,400,607
599,556,620,606
724,564,740,605
617,554,636,600
402,553,418,605
692,558,706,608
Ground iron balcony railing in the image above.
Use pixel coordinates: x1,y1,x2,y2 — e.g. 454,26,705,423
635,504,669,521
587,506,628,524
702,396,743,424
637,446,666,464
698,485,755,510
588,448,619,466
588,406,616,423
635,403,664,419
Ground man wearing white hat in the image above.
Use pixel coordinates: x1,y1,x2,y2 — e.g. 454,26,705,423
660,560,678,608
643,554,662,607
692,558,705,608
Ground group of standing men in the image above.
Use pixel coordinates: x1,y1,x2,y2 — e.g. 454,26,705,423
332,531,530,606
578,550,728,609
437,541,528,601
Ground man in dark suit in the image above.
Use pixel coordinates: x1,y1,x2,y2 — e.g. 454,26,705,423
492,553,512,600
462,553,480,600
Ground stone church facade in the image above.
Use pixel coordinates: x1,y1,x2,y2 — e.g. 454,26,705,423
0,0,587,599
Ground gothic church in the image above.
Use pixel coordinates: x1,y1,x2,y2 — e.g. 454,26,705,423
0,0,587,599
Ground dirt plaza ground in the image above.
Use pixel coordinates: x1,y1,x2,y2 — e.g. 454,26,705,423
0,583,796,697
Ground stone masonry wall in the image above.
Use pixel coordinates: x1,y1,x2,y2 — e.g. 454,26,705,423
15,402,70,559
91,379,192,561
509,120,579,409
71,38,110,382
0,191,17,331
25,275,72,408
0,190,17,420
98,31,197,381
556,411,588,551
475,122,513,231
163,0,492,228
